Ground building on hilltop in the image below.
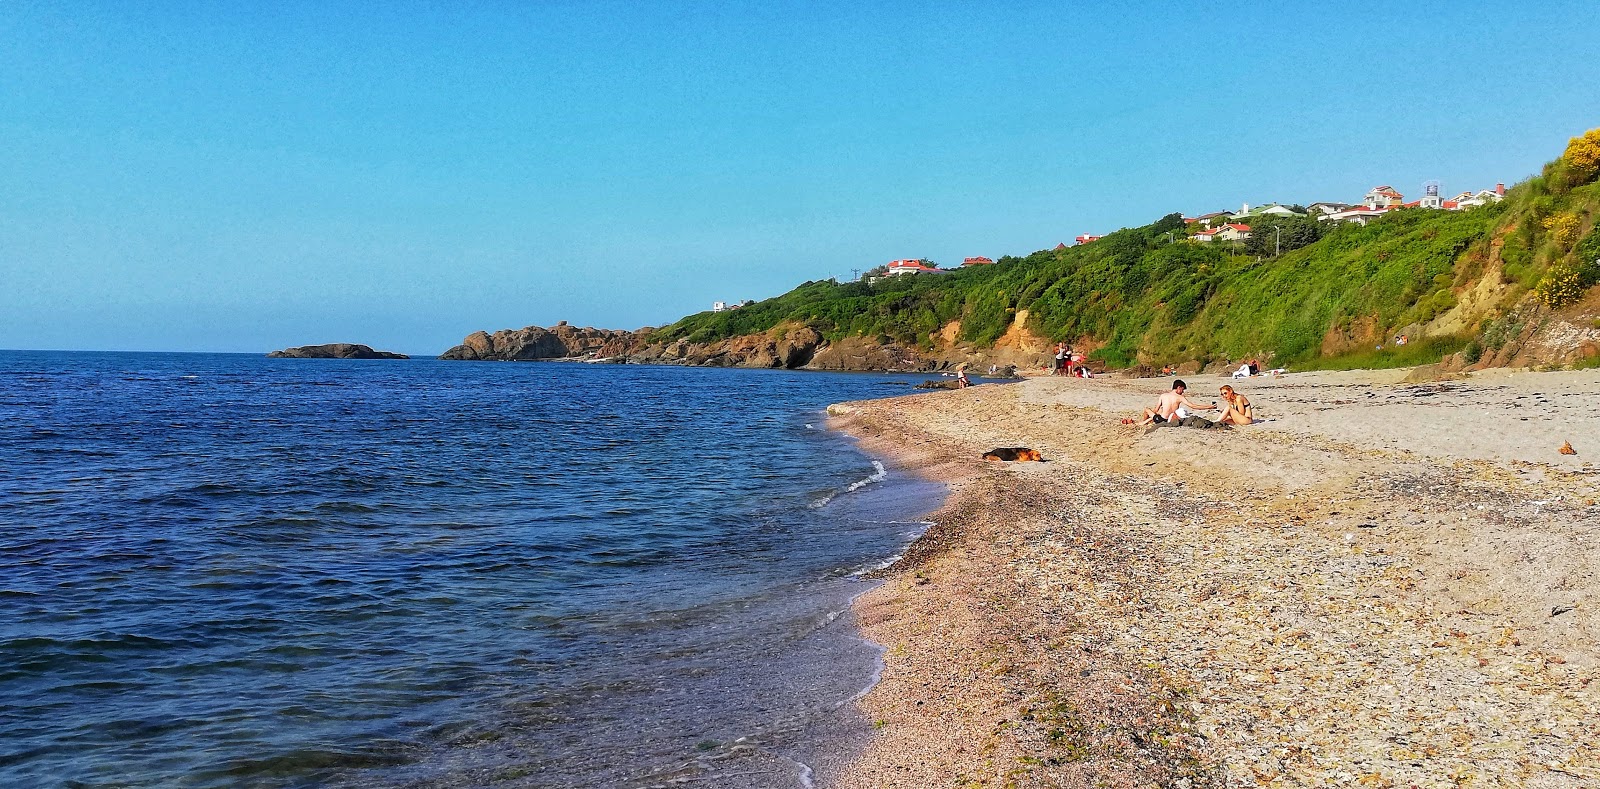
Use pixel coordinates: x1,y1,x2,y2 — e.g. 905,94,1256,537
1405,180,1458,210
885,258,943,276
1193,227,1220,242
1453,183,1508,209
1184,210,1236,229
1214,223,1252,242
1363,186,1405,209
1307,202,1355,216
1075,234,1102,245
712,301,727,312
962,256,995,267
1318,204,1391,225
1235,203,1304,220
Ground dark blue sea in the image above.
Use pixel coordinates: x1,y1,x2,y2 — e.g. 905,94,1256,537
0,352,956,788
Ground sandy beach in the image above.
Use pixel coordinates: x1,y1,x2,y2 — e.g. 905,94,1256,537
826,368,1600,788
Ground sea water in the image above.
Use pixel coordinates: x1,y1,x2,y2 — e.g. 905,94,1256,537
0,352,954,788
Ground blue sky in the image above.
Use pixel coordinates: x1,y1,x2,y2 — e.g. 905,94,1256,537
3,2,1597,353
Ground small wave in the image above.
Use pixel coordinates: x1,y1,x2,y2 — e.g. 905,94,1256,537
846,461,887,493
809,461,889,508
848,553,904,576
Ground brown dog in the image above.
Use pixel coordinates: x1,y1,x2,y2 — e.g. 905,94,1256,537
983,447,1043,462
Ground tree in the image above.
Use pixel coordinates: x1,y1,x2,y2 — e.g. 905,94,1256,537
1150,212,1187,236
1243,215,1324,257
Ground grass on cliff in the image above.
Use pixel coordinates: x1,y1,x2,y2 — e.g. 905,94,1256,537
653,135,1600,369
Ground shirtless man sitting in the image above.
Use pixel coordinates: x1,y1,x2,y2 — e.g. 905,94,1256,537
1215,384,1254,426
1134,379,1217,427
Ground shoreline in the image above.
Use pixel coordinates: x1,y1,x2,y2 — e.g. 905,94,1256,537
825,370,1600,787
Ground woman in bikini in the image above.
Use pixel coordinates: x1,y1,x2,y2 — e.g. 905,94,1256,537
1216,385,1254,426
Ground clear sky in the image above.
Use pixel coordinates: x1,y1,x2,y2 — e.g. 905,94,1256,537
4,2,1598,354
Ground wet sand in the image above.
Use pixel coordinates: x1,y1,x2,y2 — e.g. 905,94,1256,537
826,369,1600,788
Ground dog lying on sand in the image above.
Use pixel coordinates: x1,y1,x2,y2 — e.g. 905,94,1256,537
982,447,1043,462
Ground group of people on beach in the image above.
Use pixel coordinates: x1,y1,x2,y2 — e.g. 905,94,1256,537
1126,379,1255,429
1052,343,1092,378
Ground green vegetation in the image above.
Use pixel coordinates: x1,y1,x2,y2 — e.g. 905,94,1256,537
653,134,1600,369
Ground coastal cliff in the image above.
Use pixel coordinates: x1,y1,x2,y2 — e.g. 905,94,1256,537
267,343,409,359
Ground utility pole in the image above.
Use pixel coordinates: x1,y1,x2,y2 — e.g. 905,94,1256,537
1165,231,1176,244
851,268,860,281
1274,225,1283,257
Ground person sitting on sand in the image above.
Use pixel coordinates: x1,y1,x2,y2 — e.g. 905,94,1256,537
1134,379,1217,426
1216,384,1254,426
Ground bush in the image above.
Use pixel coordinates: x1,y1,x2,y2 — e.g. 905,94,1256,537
1543,212,1581,249
1482,314,1523,351
1577,223,1600,266
1565,128,1600,183
1536,266,1587,308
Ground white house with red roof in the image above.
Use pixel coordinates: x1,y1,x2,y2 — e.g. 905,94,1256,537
961,256,995,267
1363,186,1405,209
1193,227,1220,242
1184,210,1236,229
1318,204,1391,225
1454,183,1508,209
1214,223,1252,242
1074,234,1102,245
1307,202,1355,216
885,258,942,276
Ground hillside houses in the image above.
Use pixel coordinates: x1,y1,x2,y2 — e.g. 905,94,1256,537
1026,176,1510,260
1316,182,1505,225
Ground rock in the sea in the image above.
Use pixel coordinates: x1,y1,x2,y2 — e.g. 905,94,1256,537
267,344,409,359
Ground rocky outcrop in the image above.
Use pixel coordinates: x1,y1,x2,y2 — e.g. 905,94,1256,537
437,322,649,361
628,324,823,369
439,317,1056,373
267,343,409,359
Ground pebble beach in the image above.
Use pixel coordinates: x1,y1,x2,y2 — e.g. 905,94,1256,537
825,368,1600,788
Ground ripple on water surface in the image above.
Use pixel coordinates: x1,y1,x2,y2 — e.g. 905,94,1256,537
0,352,954,788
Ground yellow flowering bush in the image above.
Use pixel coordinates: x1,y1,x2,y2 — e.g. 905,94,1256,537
1542,212,1580,248
1567,128,1600,181
1536,266,1586,308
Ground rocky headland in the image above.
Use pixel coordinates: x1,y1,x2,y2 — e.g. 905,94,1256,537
266,343,409,359
437,313,1060,373
436,322,648,361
